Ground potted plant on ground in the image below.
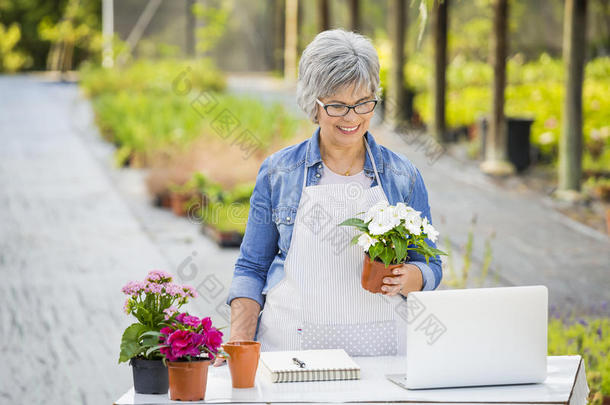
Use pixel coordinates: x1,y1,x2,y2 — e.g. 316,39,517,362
339,201,447,293
119,270,197,394
153,312,227,401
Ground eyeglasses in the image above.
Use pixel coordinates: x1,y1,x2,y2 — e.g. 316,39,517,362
316,98,378,117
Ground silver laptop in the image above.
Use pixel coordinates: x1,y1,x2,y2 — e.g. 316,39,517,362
387,285,548,389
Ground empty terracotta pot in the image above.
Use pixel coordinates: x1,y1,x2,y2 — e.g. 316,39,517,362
167,358,210,401
361,253,404,293
221,341,260,388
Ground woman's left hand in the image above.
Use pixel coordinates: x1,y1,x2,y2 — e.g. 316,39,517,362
381,264,424,296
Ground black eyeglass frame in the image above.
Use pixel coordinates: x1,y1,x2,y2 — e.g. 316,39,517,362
315,98,379,117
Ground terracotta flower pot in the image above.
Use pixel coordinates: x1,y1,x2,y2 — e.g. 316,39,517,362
167,358,210,401
361,253,404,293
221,341,260,388
169,192,189,217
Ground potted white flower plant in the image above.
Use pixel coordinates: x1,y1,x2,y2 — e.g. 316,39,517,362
339,201,447,293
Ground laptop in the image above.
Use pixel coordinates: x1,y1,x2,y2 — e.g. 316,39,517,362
387,285,548,389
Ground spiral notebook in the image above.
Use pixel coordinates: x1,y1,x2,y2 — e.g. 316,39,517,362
259,349,361,383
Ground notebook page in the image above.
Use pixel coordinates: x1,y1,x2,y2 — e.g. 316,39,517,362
260,349,360,372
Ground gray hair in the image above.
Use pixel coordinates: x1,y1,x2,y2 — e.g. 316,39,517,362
296,29,381,123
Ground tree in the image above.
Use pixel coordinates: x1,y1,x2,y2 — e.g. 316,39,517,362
431,0,448,142
480,0,515,176
284,0,298,81
318,0,331,32
386,0,408,128
349,0,360,32
38,0,101,72
556,0,588,201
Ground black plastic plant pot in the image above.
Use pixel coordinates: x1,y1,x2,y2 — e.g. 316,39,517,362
130,358,169,394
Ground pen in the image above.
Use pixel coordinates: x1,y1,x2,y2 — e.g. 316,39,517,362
292,357,306,368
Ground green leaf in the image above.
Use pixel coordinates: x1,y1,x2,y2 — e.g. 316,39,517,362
391,235,408,263
119,323,148,363
338,218,369,232
350,233,361,246
145,344,167,357
140,331,163,338
379,246,394,267
368,242,383,261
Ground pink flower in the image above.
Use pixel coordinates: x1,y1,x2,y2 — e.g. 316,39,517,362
182,285,198,298
144,282,163,294
123,299,131,314
163,306,178,320
164,283,182,297
121,281,145,296
146,270,173,284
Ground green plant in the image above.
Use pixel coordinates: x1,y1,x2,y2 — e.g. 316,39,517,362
0,23,31,72
548,312,610,404
119,271,197,363
38,0,101,71
441,215,497,289
339,201,447,267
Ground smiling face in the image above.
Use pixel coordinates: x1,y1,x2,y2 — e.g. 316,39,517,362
316,83,376,149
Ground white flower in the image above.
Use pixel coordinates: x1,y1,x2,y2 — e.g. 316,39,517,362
357,233,377,251
369,209,399,235
403,210,423,236
364,201,389,223
394,202,416,220
422,217,439,243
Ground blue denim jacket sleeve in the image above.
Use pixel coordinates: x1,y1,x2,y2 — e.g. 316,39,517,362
226,157,278,308
406,167,443,291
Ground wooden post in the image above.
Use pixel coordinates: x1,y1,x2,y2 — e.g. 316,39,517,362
386,0,407,129
318,0,331,32
349,0,360,32
273,0,286,72
432,0,448,143
556,0,587,201
284,0,298,81
480,0,515,176
102,0,114,68
186,0,195,57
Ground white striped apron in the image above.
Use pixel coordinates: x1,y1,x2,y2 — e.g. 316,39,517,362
258,138,407,356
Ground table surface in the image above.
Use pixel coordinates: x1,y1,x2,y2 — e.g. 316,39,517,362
114,355,589,405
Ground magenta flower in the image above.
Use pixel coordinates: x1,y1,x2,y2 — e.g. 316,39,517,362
158,312,224,362
201,317,212,331
205,328,223,351
182,315,201,328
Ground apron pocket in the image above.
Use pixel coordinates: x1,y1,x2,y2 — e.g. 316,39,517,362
300,320,398,356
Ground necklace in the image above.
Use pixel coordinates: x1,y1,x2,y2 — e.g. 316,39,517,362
320,138,364,176
343,156,359,176
323,150,362,176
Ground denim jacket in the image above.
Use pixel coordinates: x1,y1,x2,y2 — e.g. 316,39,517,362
226,127,443,309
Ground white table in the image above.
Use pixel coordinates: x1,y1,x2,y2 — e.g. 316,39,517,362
114,355,589,404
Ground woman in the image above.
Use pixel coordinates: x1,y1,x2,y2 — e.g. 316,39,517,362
214,29,442,365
